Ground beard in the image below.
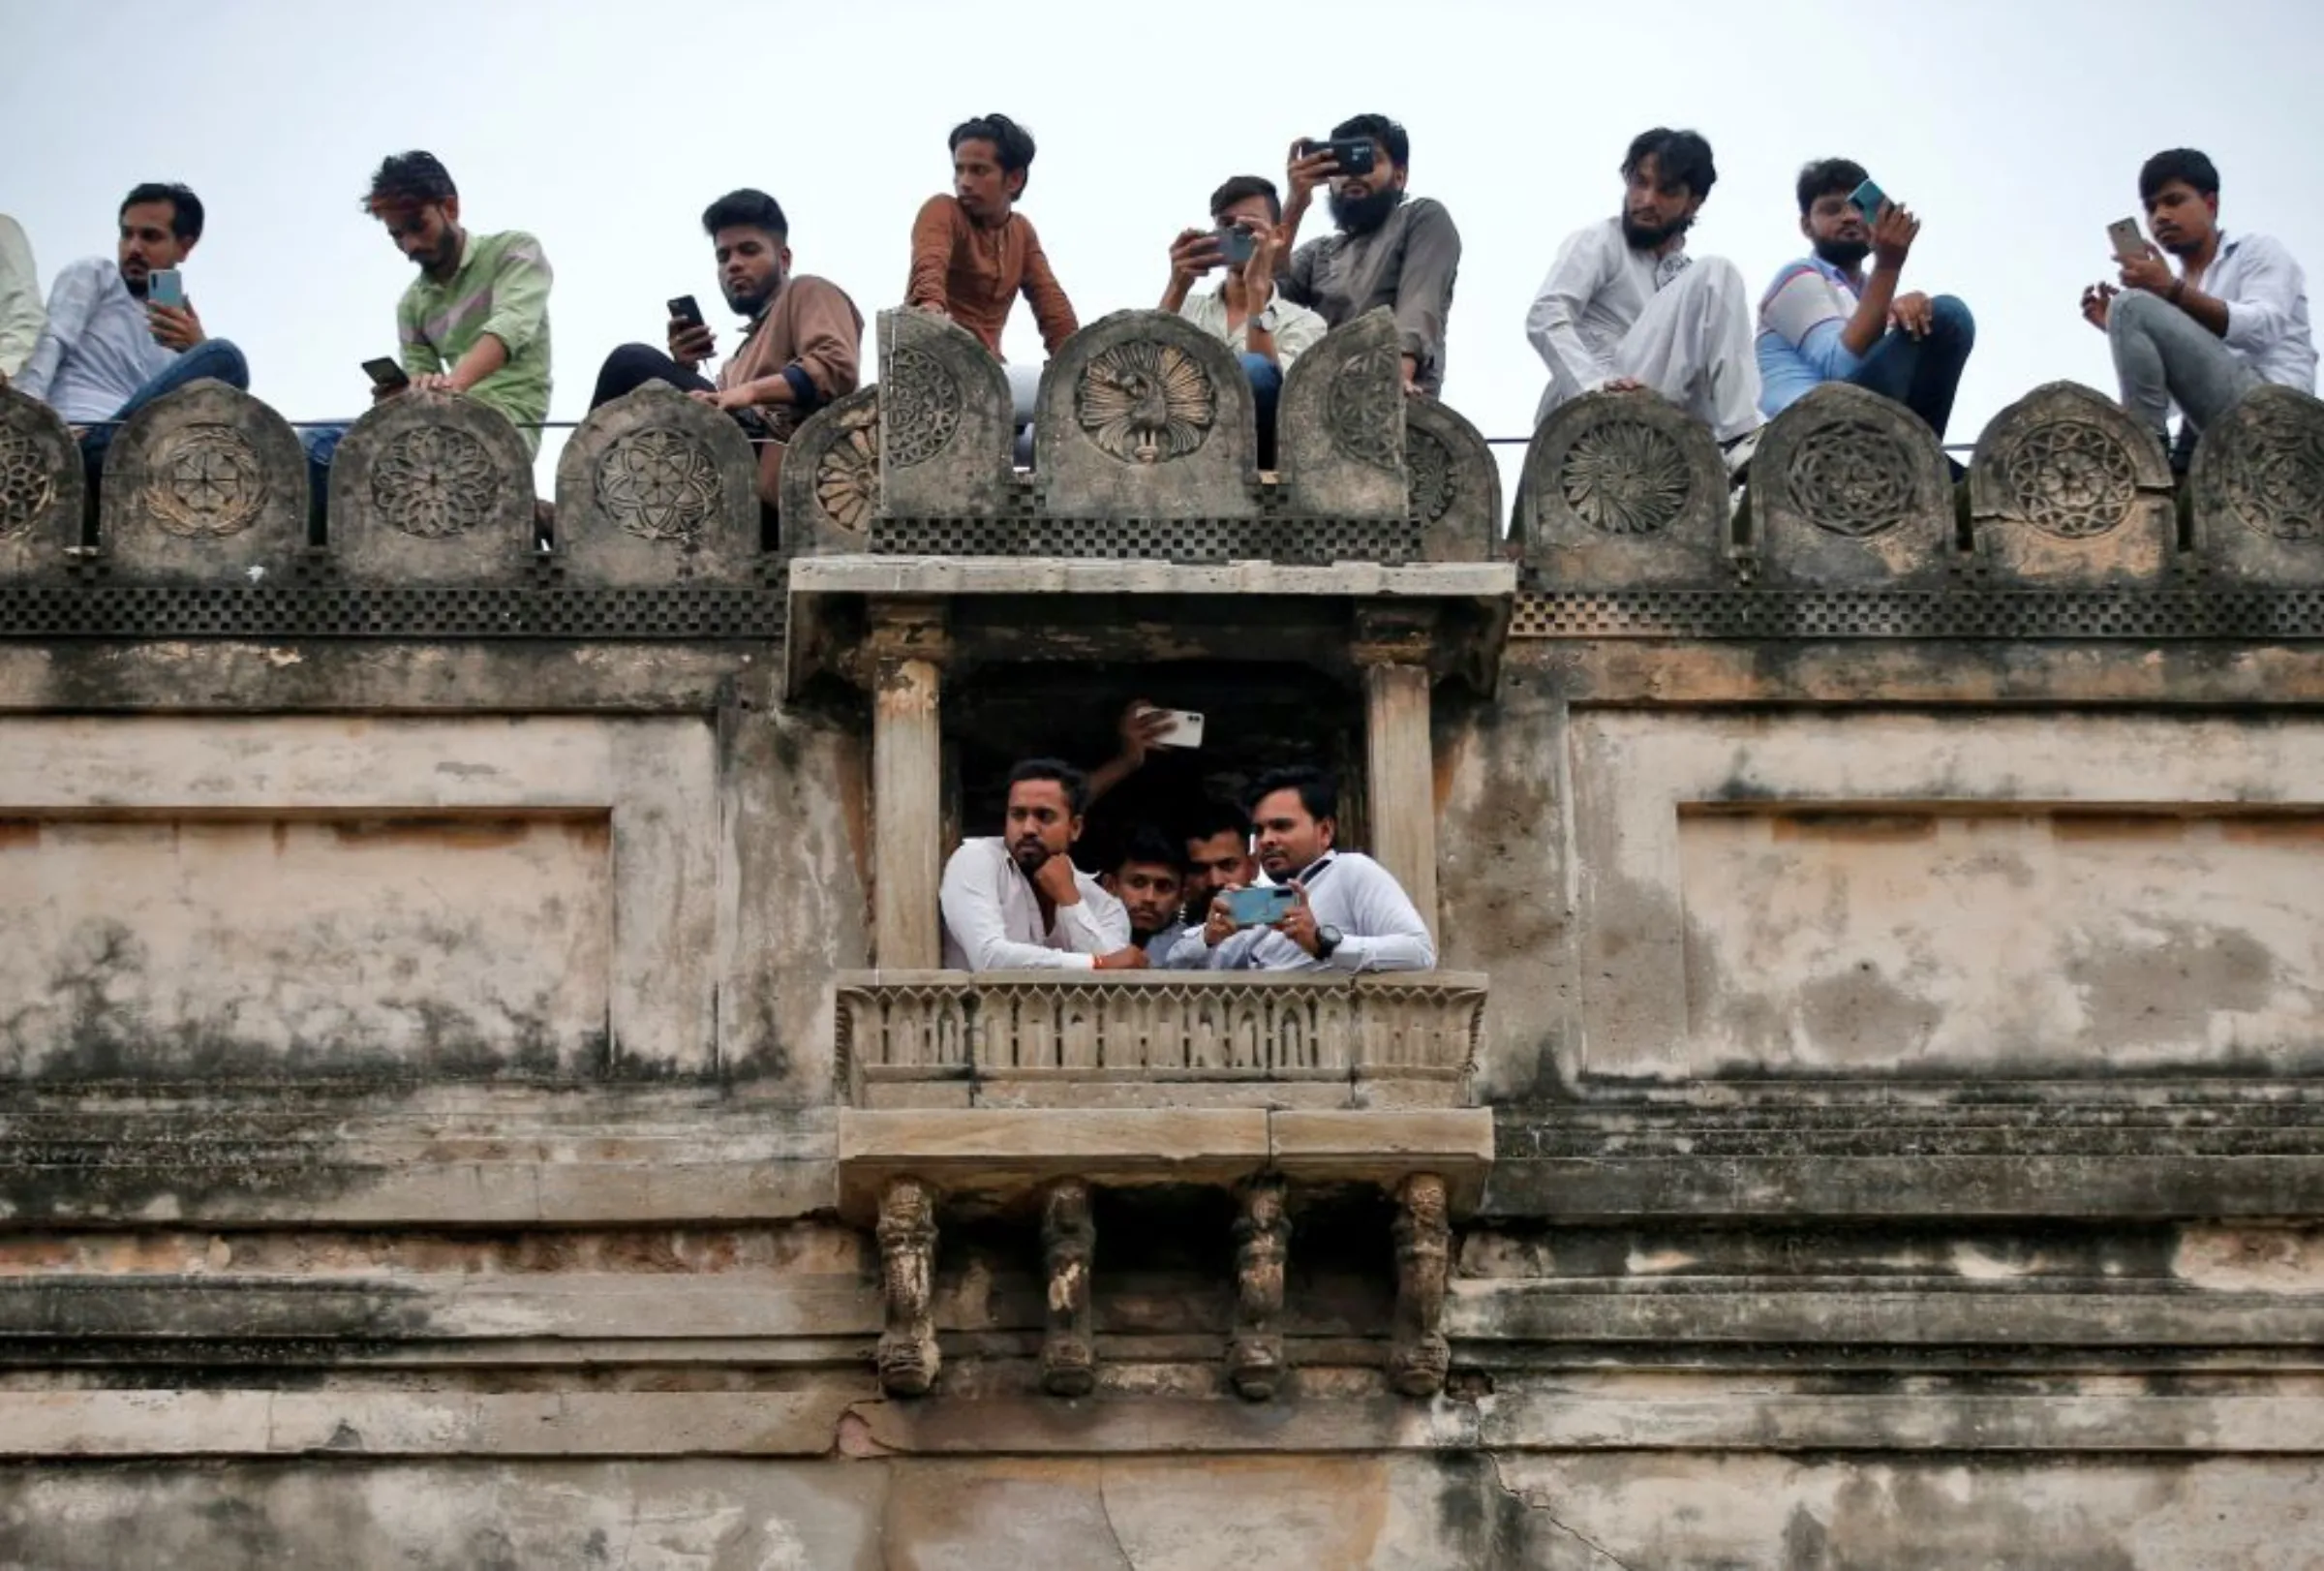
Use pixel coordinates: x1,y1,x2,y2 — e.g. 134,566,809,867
1010,839,1052,875
1330,185,1405,235
1621,211,1693,251
723,272,782,318
1813,236,1871,270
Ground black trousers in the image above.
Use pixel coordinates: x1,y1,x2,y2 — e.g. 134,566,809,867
591,343,715,409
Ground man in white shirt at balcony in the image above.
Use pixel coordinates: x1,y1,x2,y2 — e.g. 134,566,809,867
1191,767,1434,973
939,758,1147,972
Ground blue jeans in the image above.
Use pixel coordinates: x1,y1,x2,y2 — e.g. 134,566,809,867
1240,353,1283,466
1845,294,1973,440
78,338,250,468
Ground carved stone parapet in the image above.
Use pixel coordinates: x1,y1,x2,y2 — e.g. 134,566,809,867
1517,389,1729,585
1969,381,2176,583
876,308,1016,520
1387,1172,1452,1398
1227,1177,1291,1401
1405,395,1502,563
553,384,760,582
98,380,307,578
874,1175,941,1397
2189,384,2324,583
779,386,880,557
0,385,86,576
1748,382,1955,585
326,391,536,581
1039,1178,1097,1398
1033,311,1258,519
1275,308,1406,517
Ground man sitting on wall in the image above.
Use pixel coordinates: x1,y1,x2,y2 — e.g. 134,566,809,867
1159,175,1330,463
940,758,1147,972
1276,113,1461,397
1757,159,1975,443
1102,824,1193,960
1189,767,1434,973
2080,147,2315,470
1526,128,1761,471
15,182,250,475
590,188,862,508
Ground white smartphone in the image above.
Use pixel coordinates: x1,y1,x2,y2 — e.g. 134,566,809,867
146,268,185,309
1142,707,1205,750
2107,218,2147,263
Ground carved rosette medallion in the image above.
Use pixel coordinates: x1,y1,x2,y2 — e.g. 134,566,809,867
1995,418,2138,539
1406,425,1454,525
146,423,265,539
1076,342,1216,465
1326,345,1404,471
594,427,720,544
0,428,55,540
883,347,962,468
813,404,881,534
1783,418,1917,539
369,427,496,539
1557,420,1689,535
2217,403,2324,542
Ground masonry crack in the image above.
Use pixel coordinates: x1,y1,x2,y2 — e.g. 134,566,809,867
1093,1461,1137,1570
1483,1452,1641,1571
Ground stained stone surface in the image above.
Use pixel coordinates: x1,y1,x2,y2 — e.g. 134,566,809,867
782,385,882,556
2190,384,2324,583
1970,380,2176,583
326,390,536,581
1516,387,1729,584
1275,308,1407,519
1033,310,1259,518
877,308,1016,520
96,379,307,579
0,384,85,575
554,383,760,583
1404,395,1501,563
1750,382,1955,585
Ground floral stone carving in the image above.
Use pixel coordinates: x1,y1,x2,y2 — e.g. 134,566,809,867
882,346,962,469
1076,341,1216,465
370,426,496,539
0,428,56,540
2215,398,2324,543
146,423,266,539
1327,343,1405,472
594,427,721,545
1993,417,2139,540
1559,419,1691,536
1406,424,1455,527
813,402,880,534
1783,418,1919,539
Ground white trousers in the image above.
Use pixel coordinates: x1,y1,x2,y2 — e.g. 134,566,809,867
1538,257,1763,443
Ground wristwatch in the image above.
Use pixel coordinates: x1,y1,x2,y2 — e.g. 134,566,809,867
1252,302,1282,334
1315,924,1344,960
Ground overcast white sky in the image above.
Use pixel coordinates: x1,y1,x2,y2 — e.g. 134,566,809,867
10,0,2323,498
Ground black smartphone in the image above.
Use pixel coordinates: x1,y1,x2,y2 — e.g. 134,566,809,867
668,294,705,327
361,356,409,389
1216,226,1256,265
1302,138,1377,176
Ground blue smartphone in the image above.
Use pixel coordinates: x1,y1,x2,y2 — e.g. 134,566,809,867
1223,885,1297,928
1848,178,1887,222
146,268,185,309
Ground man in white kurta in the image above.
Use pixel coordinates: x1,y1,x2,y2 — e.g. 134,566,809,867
938,759,1141,972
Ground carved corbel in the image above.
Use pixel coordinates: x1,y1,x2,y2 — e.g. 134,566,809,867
874,1176,941,1396
1039,1178,1098,1397
1350,603,1439,672
1228,1177,1292,1401
1388,1172,1452,1397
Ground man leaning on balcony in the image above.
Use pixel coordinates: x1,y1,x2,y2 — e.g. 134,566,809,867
939,759,1149,972
1190,767,1434,973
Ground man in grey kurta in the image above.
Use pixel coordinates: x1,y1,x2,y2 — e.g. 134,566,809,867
1275,112,1462,397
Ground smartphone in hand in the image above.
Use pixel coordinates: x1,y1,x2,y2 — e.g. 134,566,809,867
1223,885,1298,928
1848,178,1887,223
361,356,410,390
1139,707,1205,749
668,295,705,327
2107,217,2148,263
146,269,185,310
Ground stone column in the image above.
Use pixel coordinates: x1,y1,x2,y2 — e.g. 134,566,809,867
869,600,949,970
1355,608,1439,940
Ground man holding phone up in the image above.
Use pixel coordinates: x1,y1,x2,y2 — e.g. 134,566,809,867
1756,160,1976,445
1160,176,1330,463
2081,148,2315,469
1191,768,1434,974
15,183,250,475
1276,114,1462,398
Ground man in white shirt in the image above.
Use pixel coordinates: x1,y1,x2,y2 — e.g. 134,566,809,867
15,184,249,471
1190,767,1434,973
1101,823,1194,960
2081,148,2316,470
1526,128,1761,467
0,214,42,381
1159,176,1330,465
939,758,1147,972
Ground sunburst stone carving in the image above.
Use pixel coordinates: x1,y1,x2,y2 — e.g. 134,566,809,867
0,427,57,540
146,423,265,539
370,427,496,539
595,427,721,544
814,406,881,534
1996,418,2138,539
1784,418,1917,539
883,347,962,468
1558,420,1690,536
1076,342,1216,465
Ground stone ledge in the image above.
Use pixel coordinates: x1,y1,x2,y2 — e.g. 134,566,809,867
791,555,1514,600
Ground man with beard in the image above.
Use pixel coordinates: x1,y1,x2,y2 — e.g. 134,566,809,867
1526,128,1761,466
2081,148,2314,471
1101,824,1193,959
1275,114,1461,397
15,183,250,474
1188,768,1433,974
1159,175,1330,462
1151,797,1260,970
939,759,1145,972
1757,160,1975,441
589,189,862,508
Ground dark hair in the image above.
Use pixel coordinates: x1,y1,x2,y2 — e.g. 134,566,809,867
1181,797,1251,845
1248,766,1338,824
701,188,788,239
1007,756,1087,816
949,113,1038,193
1623,128,1718,200
1116,823,1185,876
119,183,203,242
1330,113,1410,169
1209,175,1282,224
365,151,457,210
2139,148,2219,203
1794,158,1868,217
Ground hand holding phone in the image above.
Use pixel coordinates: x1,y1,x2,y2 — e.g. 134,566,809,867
361,355,410,391
145,269,185,310
1215,226,1257,265
2107,217,2148,264
1222,884,1297,928
1847,178,1887,223
667,294,716,367
1137,706,1204,750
